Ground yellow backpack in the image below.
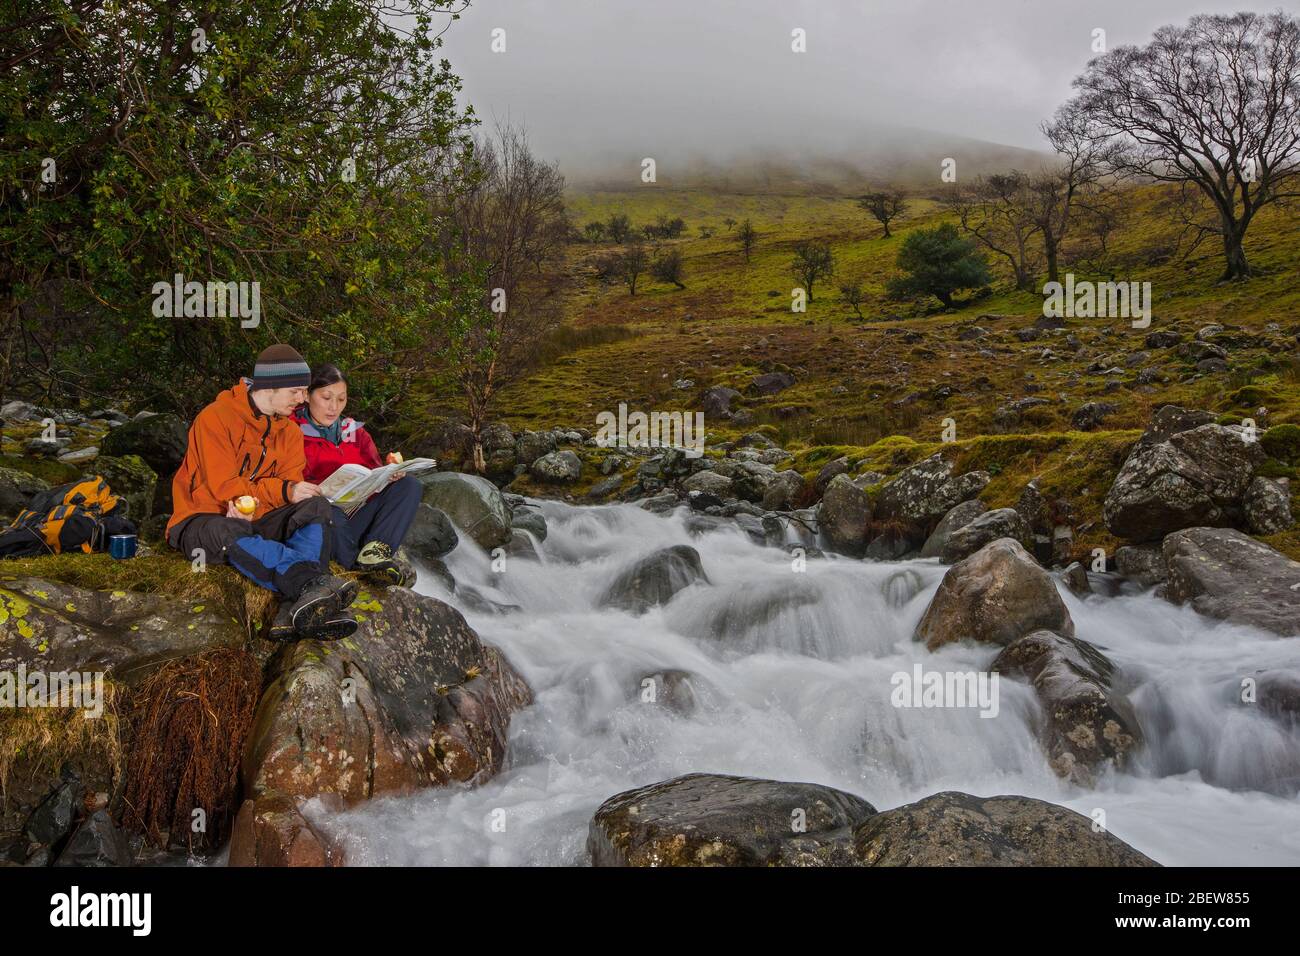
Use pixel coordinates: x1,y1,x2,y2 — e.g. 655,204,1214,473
7,476,126,555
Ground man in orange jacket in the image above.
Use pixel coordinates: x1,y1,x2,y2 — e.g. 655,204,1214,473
167,345,358,641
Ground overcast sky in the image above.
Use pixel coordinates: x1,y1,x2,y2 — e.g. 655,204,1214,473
436,0,1300,175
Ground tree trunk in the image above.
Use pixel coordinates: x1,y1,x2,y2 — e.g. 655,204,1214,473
881,221,891,239
1044,234,1059,286
1221,226,1251,280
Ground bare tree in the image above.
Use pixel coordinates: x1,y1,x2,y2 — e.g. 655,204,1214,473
839,280,867,319
1031,101,1111,285
857,189,909,238
1068,11,1300,280
945,172,1043,291
605,212,632,244
441,123,570,472
599,241,648,295
791,240,835,301
736,218,758,262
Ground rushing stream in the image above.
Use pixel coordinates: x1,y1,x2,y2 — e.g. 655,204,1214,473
307,500,1300,866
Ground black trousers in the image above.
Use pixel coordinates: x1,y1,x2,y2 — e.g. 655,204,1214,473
169,497,335,599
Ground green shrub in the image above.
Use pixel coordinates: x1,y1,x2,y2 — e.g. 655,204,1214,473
1261,423,1300,464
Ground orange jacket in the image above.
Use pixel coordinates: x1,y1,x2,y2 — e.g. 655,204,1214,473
167,380,306,534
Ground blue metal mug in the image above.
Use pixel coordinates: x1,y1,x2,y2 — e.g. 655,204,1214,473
109,534,137,560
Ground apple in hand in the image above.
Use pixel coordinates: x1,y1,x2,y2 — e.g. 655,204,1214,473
386,451,404,464
235,495,257,515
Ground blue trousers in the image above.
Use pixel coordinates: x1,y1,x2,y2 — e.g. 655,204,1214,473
330,475,421,568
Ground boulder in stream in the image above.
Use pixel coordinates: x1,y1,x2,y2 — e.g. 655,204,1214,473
599,545,709,613
1162,527,1300,636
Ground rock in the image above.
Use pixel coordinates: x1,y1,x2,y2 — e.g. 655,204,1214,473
1115,544,1167,587
875,454,989,526
98,412,188,481
92,454,158,524
405,503,460,562
1244,476,1293,534
920,499,986,558
25,437,65,456
1051,525,1074,566
58,446,99,465
510,506,548,542
915,538,1074,651
418,472,512,550
761,469,806,511
18,774,84,862
529,450,582,484
701,386,742,417
234,589,532,866
748,371,795,396
864,525,925,560
1162,527,1300,636
682,469,732,497
940,508,1030,564
1061,562,1091,596
1104,422,1264,541
1137,405,1216,448
586,476,624,501
1013,478,1052,536
515,429,556,466
813,456,850,495
1071,402,1117,431
709,458,775,503
229,790,340,867
0,400,49,423
504,527,541,561
52,810,132,867
632,670,699,715
852,791,1156,866
993,397,1051,429
480,422,517,475
0,578,245,683
599,545,709,613
992,630,1142,783
818,474,872,558
1145,330,1181,349
0,466,49,518
589,773,875,867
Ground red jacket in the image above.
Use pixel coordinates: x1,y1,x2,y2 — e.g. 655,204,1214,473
293,410,382,483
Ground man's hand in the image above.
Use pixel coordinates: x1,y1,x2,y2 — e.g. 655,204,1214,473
289,481,323,503
225,501,253,521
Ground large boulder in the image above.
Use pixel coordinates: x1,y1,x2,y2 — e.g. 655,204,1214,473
0,576,245,683
818,474,872,557
529,450,582,484
1104,421,1264,541
98,412,188,480
992,630,1142,784
0,466,49,518
852,791,1157,866
599,545,709,613
874,454,989,526
701,386,742,418
479,422,517,476
914,538,1074,651
232,588,531,865
588,773,875,866
92,454,158,525
748,371,795,396
1162,527,1300,636
1115,544,1167,587
940,508,1029,564
710,459,776,503
761,469,806,512
681,470,733,497
920,499,986,559
418,472,512,550
515,429,556,467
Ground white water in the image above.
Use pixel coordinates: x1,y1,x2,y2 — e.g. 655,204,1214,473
308,500,1300,866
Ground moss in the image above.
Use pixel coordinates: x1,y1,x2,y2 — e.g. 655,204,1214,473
0,454,81,486
1261,424,1300,465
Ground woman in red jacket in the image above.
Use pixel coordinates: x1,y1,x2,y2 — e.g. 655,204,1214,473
294,364,420,588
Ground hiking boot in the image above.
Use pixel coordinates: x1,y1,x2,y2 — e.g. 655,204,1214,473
288,574,360,638
354,540,416,589
269,599,358,643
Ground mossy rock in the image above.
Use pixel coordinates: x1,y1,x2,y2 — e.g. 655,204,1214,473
1261,424,1300,465
92,454,158,524
0,465,50,519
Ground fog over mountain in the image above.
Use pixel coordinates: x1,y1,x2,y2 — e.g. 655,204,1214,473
438,0,1300,186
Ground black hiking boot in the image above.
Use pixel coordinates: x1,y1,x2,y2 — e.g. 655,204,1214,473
287,574,360,639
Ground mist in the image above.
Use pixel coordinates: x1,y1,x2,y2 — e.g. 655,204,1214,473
438,0,1300,185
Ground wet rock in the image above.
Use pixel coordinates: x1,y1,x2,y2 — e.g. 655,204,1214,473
510,505,548,542
631,670,699,715
1162,528,1300,636
761,469,806,511
404,503,460,563
864,524,925,560
852,791,1157,866
992,630,1142,784
710,458,776,503
875,454,989,526
818,474,872,557
1244,476,1293,535
1115,544,1166,587
229,791,340,867
915,538,1074,651
418,472,513,550
1104,422,1264,541
1061,562,1091,596
682,470,733,497
589,773,876,866
599,545,709,614
940,508,1029,564
53,810,132,867
586,476,624,501
919,499,986,559
530,450,582,483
